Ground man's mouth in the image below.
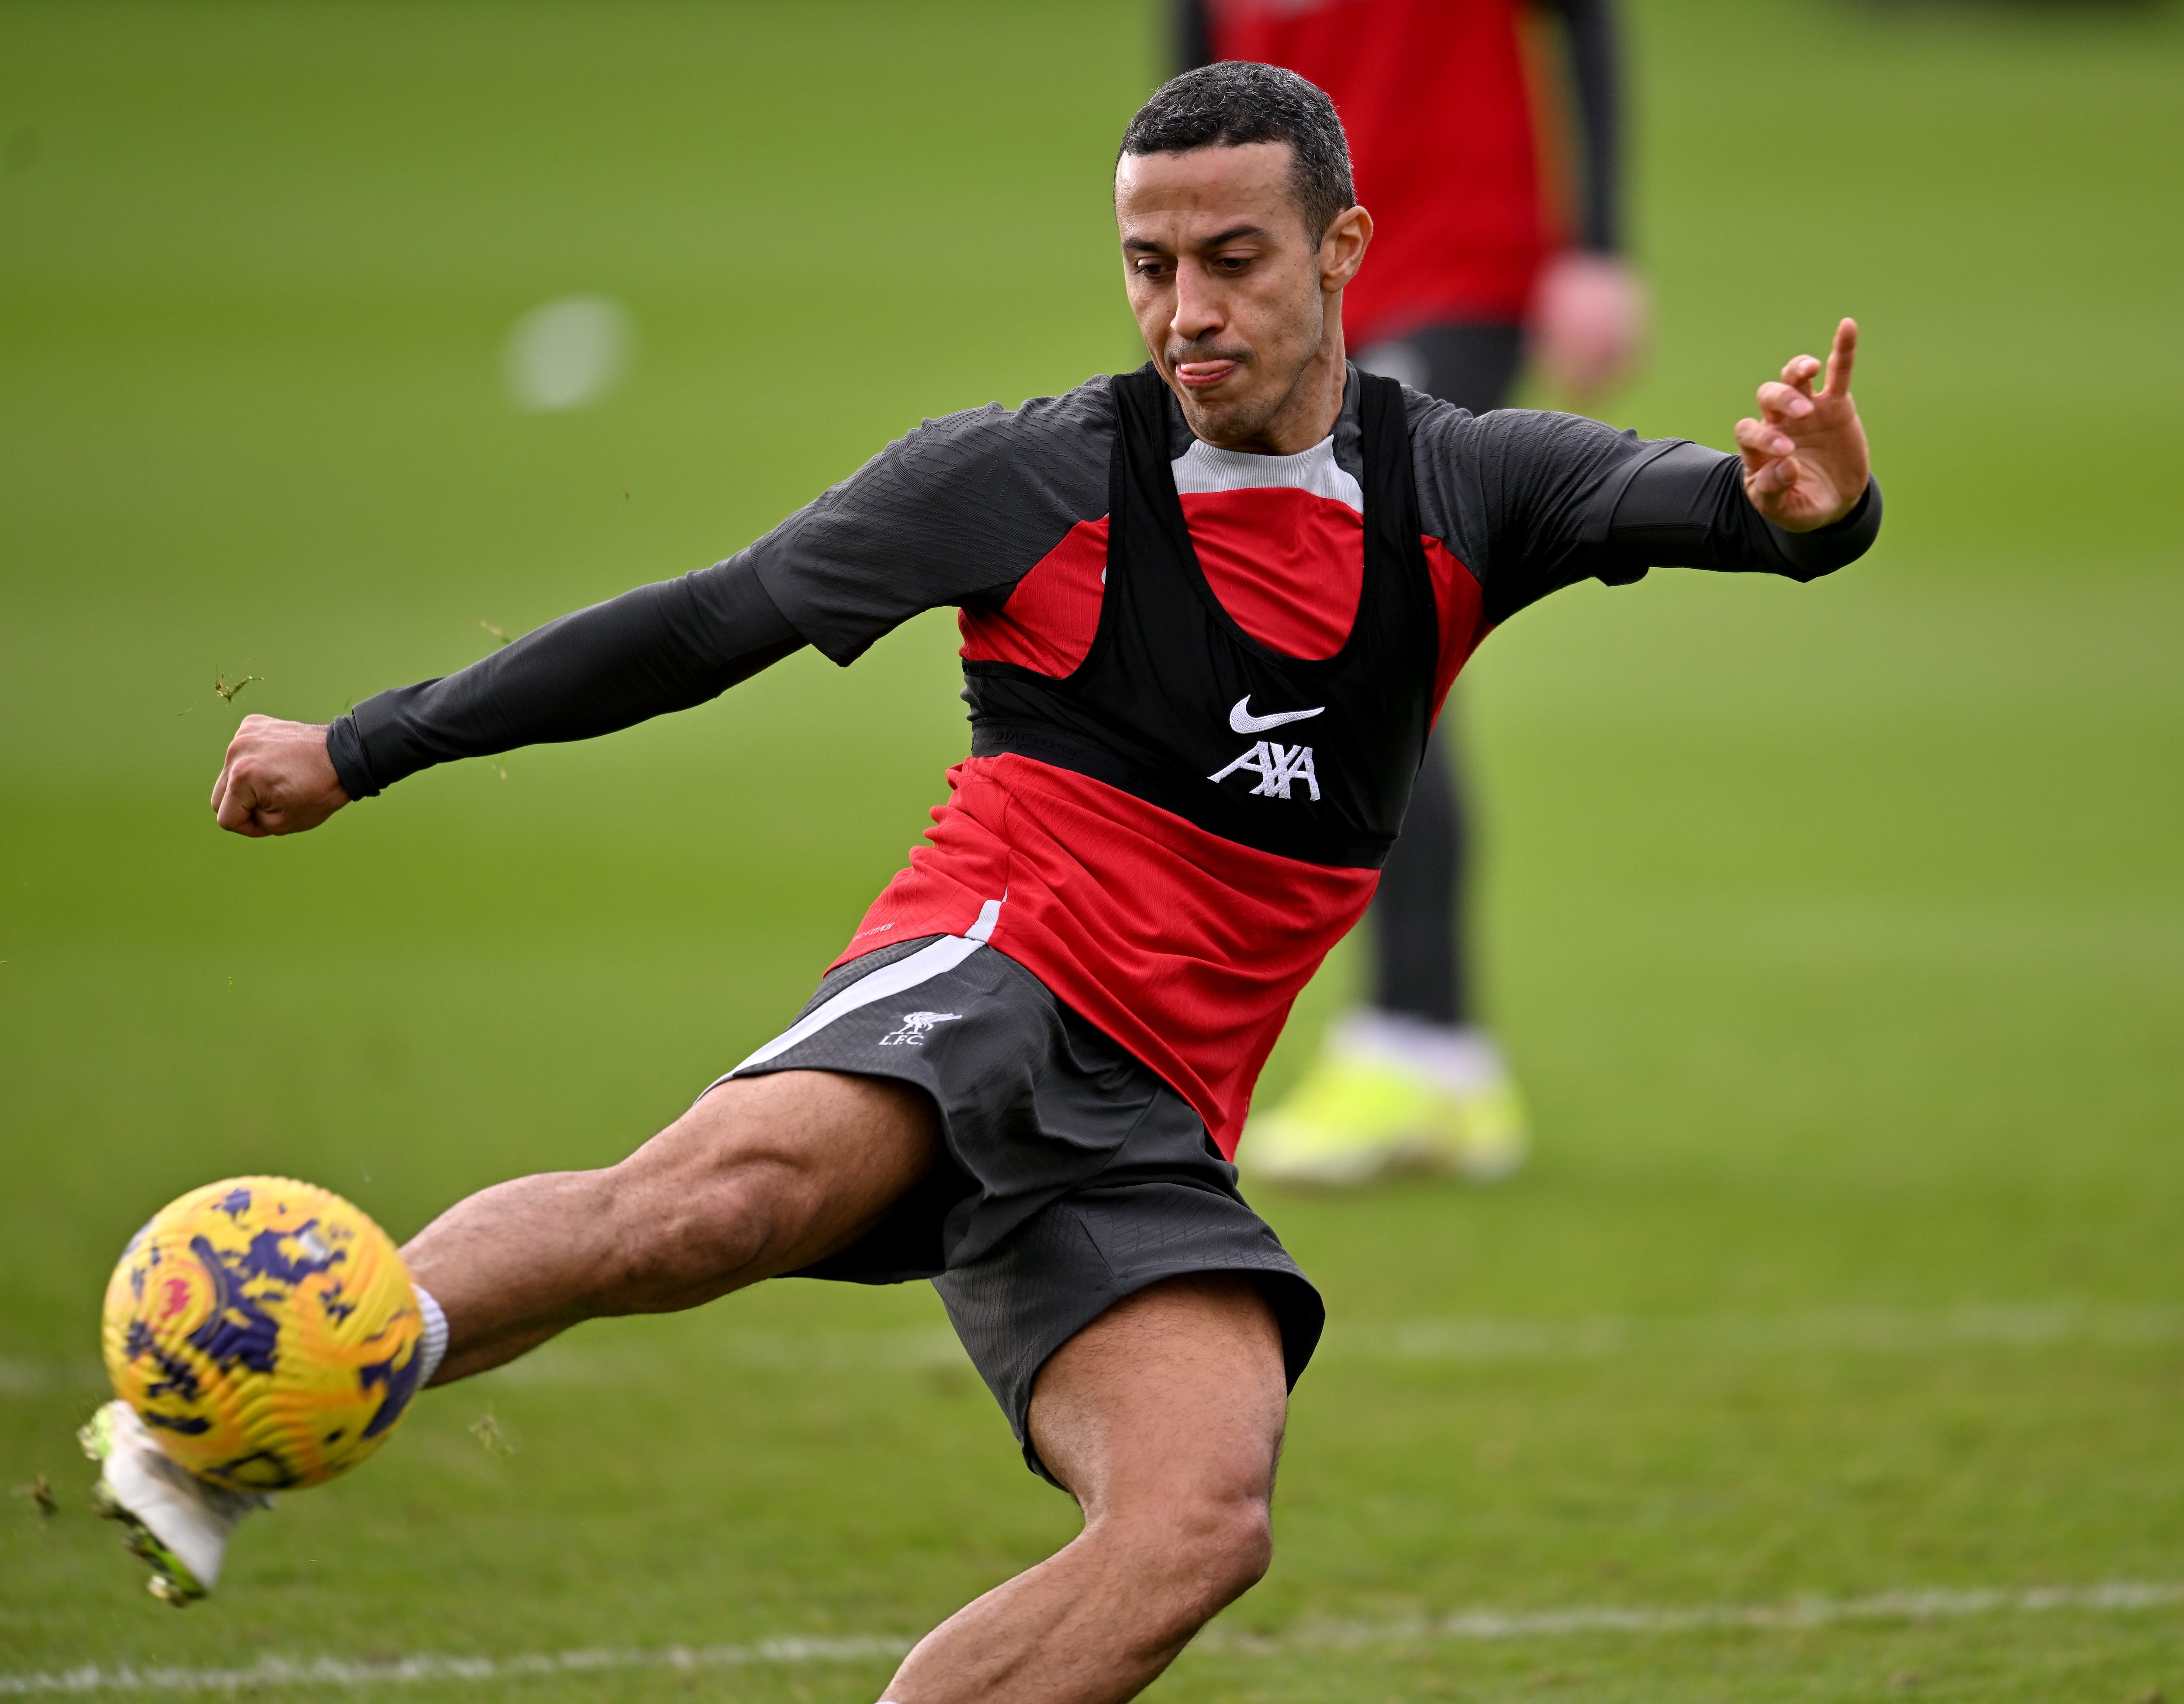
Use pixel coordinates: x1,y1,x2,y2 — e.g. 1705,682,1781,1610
1173,359,1240,390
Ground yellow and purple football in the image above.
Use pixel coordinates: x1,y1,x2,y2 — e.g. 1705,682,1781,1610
101,1176,424,1491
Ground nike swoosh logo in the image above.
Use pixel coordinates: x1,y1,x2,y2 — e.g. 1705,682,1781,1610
1229,696,1326,735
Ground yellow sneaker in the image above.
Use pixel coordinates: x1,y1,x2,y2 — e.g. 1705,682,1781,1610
1244,1014,1529,1186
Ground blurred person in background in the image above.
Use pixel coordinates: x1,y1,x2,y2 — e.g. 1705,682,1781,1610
1180,0,1646,1186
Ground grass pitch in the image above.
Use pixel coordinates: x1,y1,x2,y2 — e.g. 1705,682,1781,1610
3,2,2182,1699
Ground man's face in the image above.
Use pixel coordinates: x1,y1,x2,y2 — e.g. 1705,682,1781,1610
1115,141,1368,451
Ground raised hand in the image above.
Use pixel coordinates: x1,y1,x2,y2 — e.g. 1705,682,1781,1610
1735,318,1870,532
211,715,349,837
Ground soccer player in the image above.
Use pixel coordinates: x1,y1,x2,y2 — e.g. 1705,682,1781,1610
1181,0,1646,1184
126,62,1874,1704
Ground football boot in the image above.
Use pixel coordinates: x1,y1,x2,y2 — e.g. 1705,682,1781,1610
79,1399,271,1604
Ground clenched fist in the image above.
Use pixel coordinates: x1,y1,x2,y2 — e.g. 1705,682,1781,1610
211,715,349,837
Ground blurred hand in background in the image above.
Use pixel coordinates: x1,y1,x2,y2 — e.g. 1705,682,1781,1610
1531,249,1648,402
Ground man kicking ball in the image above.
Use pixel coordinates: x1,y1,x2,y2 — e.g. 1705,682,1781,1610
108,61,1878,1704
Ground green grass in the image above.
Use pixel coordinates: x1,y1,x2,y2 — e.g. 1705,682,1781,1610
3,0,2181,1697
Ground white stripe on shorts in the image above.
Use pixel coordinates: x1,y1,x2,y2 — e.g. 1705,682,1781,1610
701,898,1004,1095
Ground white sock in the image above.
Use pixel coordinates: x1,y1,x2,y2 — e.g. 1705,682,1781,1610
1332,1008,1509,1095
414,1287,450,1388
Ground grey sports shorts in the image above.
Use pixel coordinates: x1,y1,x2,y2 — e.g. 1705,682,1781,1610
711,932,1324,1487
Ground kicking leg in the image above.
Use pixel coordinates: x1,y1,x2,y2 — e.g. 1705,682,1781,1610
404,1068,939,1383
881,1274,1287,1704
86,1069,935,1604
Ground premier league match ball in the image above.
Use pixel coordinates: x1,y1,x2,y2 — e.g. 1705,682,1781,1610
100,1177,427,1491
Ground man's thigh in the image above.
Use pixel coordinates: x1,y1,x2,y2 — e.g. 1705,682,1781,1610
1026,1275,1289,1520
397,1069,940,1383
615,1068,943,1290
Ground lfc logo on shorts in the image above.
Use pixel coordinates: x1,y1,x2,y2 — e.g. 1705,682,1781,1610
880,1011,962,1047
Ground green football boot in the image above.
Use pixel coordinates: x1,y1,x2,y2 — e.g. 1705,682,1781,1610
1244,1013,1529,1186
79,1400,271,1604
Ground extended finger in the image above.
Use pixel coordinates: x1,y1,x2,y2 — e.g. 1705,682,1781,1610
1822,317,1858,398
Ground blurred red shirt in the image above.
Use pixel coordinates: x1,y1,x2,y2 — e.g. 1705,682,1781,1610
1203,0,1552,338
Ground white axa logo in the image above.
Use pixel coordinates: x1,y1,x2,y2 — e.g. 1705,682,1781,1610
1209,741,1321,801
879,1010,962,1047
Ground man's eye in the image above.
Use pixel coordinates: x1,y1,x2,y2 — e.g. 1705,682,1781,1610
1133,260,1172,279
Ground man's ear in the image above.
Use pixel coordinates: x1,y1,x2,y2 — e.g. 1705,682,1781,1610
1321,205,1372,293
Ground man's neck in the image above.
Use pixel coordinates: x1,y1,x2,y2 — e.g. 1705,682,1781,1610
1254,342,1348,456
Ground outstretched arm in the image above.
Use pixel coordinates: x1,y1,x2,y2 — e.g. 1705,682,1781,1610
1418,318,1881,627
208,381,1117,838
210,562,803,838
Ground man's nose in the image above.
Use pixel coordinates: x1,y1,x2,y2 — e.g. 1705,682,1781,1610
1170,263,1225,345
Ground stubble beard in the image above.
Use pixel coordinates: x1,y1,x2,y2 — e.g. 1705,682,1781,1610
1165,314,1324,450
1174,379,1281,448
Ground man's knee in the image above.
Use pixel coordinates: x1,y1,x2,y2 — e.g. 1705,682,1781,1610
1172,1494,1275,1605
1098,1490,1274,1630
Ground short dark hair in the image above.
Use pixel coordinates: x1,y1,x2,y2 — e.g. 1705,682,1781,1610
1118,62,1355,240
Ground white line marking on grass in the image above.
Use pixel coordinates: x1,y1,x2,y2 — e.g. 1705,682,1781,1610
0,1358,104,1398
7,1304,2181,1403
1336,1303,2184,1365
1195,1580,2184,1653
0,1635,914,1696
9,1304,2182,1400
7,1584,2181,1694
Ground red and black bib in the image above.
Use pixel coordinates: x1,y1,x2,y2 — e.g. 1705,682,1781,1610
963,365,1440,870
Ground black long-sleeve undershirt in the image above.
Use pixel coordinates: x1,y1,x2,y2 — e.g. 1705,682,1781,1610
327,562,803,800
325,438,1878,803
1509,439,1876,617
